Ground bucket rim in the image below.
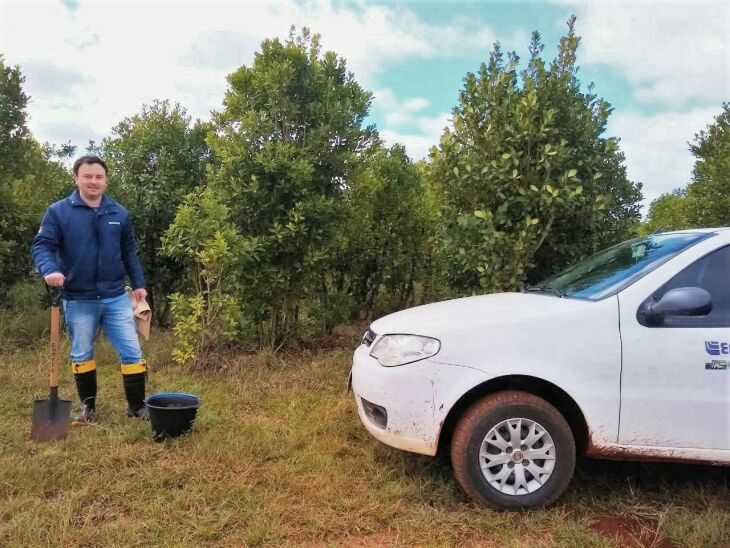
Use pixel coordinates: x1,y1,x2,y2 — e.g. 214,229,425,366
145,391,201,410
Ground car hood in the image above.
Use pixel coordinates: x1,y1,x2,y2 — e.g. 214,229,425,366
370,292,594,338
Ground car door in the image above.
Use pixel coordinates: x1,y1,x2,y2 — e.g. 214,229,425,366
618,243,730,449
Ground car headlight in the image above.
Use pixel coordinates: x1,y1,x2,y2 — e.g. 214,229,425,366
369,334,441,367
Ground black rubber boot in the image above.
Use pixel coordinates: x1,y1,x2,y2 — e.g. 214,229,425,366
123,372,149,419
72,370,96,425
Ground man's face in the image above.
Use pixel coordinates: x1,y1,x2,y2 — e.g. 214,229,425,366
74,162,108,201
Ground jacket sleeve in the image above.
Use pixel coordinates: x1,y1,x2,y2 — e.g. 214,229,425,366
121,215,146,289
31,208,62,277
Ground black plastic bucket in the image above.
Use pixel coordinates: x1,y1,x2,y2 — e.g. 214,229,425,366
146,392,201,441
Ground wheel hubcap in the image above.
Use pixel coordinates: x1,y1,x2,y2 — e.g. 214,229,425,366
479,417,556,496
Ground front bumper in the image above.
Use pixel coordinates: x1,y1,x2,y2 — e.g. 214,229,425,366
351,344,491,456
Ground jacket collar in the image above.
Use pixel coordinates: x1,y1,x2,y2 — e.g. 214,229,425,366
68,189,116,209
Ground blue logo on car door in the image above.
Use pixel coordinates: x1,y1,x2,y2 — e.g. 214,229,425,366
705,341,730,355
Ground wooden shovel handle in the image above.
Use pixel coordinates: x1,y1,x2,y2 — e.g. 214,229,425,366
49,305,61,388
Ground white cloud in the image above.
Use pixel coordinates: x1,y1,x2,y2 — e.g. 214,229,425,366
561,0,730,106
380,129,438,162
608,107,720,209
373,88,450,159
416,111,452,139
41,121,103,148
377,89,431,126
402,98,430,113
179,30,264,72
0,0,496,150
20,60,94,97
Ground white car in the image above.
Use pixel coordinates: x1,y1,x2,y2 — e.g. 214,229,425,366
351,228,730,509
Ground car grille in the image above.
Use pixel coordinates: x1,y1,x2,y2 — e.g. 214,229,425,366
361,329,376,347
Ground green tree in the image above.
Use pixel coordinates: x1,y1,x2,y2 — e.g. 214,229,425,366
330,144,433,320
0,57,32,183
0,56,34,290
685,103,730,227
0,56,73,296
208,27,377,345
642,103,729,234
530,142,642,281
95,101,211,324
641,189,690,234
161,187,249,366
430,18,642,292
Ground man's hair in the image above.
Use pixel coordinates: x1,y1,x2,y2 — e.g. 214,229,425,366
73,155,108,176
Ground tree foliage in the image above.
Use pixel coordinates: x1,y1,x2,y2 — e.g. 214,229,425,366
161,187,249,366
685,103,730,227
430,18,642,292
330,144,434,320
1,57,39,286
94,101,211,324
641,189,690,234
643,103,730,232
207,27,377,345
0,56,73,297
0,57,32,184
14,18,725,361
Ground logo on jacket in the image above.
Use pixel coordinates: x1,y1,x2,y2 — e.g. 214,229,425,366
705,341,729,355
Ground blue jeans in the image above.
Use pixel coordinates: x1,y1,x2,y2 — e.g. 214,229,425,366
62,293,142,364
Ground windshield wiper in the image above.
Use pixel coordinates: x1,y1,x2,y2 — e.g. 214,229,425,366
522,284,566,298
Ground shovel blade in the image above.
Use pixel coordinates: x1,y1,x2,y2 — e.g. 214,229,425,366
31,397,72,442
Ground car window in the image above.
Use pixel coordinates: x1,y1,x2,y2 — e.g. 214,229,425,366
646,245,730,328
540,232,713,300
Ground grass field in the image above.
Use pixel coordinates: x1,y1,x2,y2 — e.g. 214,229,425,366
1,330,728,547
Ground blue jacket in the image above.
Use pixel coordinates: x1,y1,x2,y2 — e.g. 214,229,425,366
31,190,146,300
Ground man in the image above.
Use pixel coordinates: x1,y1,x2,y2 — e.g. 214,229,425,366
31,155,149,425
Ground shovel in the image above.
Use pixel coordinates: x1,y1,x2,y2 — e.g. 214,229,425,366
31,290,71,442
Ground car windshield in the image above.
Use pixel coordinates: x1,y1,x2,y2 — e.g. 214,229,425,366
538,232,713,300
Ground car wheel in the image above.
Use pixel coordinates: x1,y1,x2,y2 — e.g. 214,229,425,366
451,390,576,510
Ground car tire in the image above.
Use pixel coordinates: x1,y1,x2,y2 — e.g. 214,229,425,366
451,390,576,510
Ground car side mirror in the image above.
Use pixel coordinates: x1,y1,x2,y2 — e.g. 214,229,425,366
640,287,712,325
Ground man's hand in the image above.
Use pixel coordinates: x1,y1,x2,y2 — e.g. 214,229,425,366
44,272,65,287
133,288,147,302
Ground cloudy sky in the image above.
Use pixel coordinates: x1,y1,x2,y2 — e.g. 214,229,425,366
1,0,728,210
